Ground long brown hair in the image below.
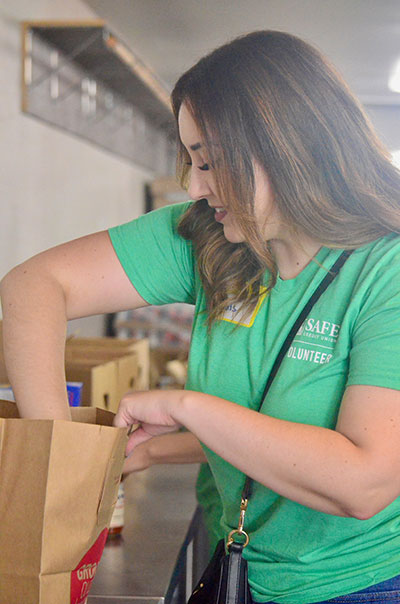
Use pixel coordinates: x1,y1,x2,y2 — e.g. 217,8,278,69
171,30,400,327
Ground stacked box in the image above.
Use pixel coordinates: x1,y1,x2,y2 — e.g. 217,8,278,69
65,337,150,391
65,348,139,412
65,357,119,412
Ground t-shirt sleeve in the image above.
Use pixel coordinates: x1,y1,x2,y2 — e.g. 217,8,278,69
108,201,196,305
347,255,400,390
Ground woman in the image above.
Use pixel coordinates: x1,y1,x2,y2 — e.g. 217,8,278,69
3,30,400,603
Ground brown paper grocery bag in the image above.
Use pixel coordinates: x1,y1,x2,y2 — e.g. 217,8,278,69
0,400,127,604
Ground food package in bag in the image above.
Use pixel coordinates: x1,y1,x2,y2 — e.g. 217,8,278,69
0,400,127,604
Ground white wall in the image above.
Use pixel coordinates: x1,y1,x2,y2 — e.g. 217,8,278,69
0,0,154,334
2,1,400,337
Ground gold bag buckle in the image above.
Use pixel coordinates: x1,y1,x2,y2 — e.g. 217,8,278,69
226,497,249,549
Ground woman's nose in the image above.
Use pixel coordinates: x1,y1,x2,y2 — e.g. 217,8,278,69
187,169,212,201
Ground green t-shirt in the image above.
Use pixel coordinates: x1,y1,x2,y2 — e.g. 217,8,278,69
109,202,400,604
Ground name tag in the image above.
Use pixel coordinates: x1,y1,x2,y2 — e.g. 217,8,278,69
222,287,267,327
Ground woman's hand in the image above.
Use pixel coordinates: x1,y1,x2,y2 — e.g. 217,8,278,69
121,430,207,475
114,390,185,456
123,440,153,474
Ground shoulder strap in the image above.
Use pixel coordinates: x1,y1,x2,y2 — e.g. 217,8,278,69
242,249,352,501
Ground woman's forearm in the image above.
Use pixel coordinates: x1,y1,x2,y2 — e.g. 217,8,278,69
123,431,206,474
175,390,398,519
0,263,71,419
0,230,149,420
118,390,369,516
148,430,207,464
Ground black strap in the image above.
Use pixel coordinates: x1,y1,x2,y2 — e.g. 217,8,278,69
241,250,352,501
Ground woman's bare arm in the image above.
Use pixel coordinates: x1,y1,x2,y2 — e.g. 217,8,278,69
0,231,148,419
123,431,206,475
115,384,400,519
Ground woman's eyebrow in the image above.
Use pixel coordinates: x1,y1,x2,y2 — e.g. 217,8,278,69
190,142,202,151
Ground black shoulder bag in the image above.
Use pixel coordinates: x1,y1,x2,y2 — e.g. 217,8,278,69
188,250,352,604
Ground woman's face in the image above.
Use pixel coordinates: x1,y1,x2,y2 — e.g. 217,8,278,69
178,103,284,244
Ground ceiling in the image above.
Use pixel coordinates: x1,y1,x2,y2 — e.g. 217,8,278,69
84,0,400,106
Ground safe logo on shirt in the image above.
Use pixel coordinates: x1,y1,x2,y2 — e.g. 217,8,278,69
288,317,341,365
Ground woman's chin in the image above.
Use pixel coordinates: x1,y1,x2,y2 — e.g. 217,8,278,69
222,224,245,244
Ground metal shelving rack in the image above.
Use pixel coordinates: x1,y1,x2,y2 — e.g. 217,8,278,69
21,21,176,173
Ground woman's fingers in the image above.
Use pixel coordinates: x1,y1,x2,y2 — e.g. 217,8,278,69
114,390,184,457
126,426,153,454
114,395,141,428
122,441,152,475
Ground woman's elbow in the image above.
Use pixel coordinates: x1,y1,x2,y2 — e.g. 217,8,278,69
0,265,23,298
343,487,397,521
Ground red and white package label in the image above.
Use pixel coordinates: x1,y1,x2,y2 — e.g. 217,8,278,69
70,528,108,604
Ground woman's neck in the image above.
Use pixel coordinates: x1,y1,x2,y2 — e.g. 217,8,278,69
269,236,322,280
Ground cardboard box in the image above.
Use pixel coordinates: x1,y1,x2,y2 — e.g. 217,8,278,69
65,348,139,406
65,357,119,413
66,337,150,390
